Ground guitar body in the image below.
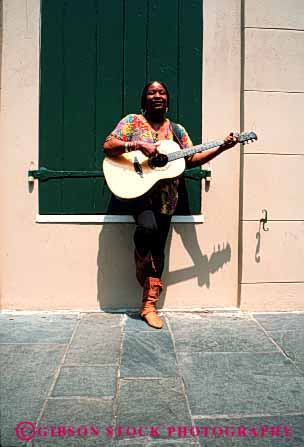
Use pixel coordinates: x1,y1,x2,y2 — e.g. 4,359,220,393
103,140,185,199
103,131,258,200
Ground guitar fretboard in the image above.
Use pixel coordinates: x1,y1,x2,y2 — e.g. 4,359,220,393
167,139,224,162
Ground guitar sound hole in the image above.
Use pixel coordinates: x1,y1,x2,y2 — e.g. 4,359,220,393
149,154,168,168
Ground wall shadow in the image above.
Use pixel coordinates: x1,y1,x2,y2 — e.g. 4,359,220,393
97,222,142,310
255,217,269,263
255,221,262,263
97,213,231,311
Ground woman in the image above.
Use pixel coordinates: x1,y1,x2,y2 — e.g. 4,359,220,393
103,81,238,329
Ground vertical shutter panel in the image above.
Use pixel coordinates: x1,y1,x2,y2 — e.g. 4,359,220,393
62,0,97,213
95,0,124,213
39,0,64,214
147,0,179,121
176,0,203,215
179,0,202,143
124,0,148,114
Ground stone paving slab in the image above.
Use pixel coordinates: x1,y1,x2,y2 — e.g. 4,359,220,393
148,442,198,446
0,313,78,344
269,329,304,374
116,378,192,440
52,365,117,398
270,330,304,374
177,351,304,416
30,437,113,447
64,321,122,365
80,313,122,326
0,344,66,447
168,316,278,352
114,443,149,447
35,398,114,447
193,414,304,446
253,313,304,332
169,313,267,330
120,331,177,378
115,442,198,447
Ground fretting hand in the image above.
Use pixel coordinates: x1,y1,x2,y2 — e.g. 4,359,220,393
220,132,239,150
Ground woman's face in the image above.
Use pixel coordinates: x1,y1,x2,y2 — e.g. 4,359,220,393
144,82,168,114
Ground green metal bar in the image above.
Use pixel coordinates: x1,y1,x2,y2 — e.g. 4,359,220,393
183,169,211,180
28,166,211,182
28,167,104,181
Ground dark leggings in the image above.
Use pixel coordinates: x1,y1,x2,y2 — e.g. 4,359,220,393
133,209,172,279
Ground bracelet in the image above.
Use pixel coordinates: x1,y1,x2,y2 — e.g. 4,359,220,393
124,142,132,153
124,141,138,153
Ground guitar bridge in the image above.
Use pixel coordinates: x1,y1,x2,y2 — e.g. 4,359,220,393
133,156,143,178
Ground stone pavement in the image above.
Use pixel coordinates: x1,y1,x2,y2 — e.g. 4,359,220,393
1,311,304,447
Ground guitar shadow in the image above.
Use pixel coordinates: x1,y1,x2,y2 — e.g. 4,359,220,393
156,225,231,308
167,226,231,287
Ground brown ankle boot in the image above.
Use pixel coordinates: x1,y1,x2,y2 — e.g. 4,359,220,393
140,277,163,329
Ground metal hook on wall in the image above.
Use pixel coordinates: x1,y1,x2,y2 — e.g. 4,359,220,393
260,209,269,232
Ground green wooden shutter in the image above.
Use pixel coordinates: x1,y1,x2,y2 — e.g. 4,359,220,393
39,0,203,215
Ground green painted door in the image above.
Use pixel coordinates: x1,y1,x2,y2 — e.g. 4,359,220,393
39,0,203,214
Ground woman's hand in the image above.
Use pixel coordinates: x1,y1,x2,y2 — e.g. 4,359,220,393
221,132,239,150
103,137,160,158
137,141,160,158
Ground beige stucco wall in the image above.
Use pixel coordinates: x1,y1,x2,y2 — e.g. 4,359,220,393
240,0,304,310
0,0,243,311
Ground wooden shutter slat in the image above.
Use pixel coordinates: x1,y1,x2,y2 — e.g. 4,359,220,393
93,0,125,214
39,0,64,214
147,0,179,122
124,0,148,115
179,0,203,144
62,0,97,213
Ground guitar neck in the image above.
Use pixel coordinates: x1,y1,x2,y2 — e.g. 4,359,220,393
167,139,225,162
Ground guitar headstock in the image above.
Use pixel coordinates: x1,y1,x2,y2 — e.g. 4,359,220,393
238,131,258,145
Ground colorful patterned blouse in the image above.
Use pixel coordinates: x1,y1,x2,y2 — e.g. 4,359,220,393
108,113,193,215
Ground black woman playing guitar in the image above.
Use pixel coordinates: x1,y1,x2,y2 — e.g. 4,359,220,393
103,81,238,329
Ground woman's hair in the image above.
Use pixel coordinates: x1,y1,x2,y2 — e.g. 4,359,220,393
140,81,170,112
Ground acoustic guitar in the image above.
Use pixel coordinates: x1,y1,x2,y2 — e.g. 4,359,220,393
103,131,257,199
